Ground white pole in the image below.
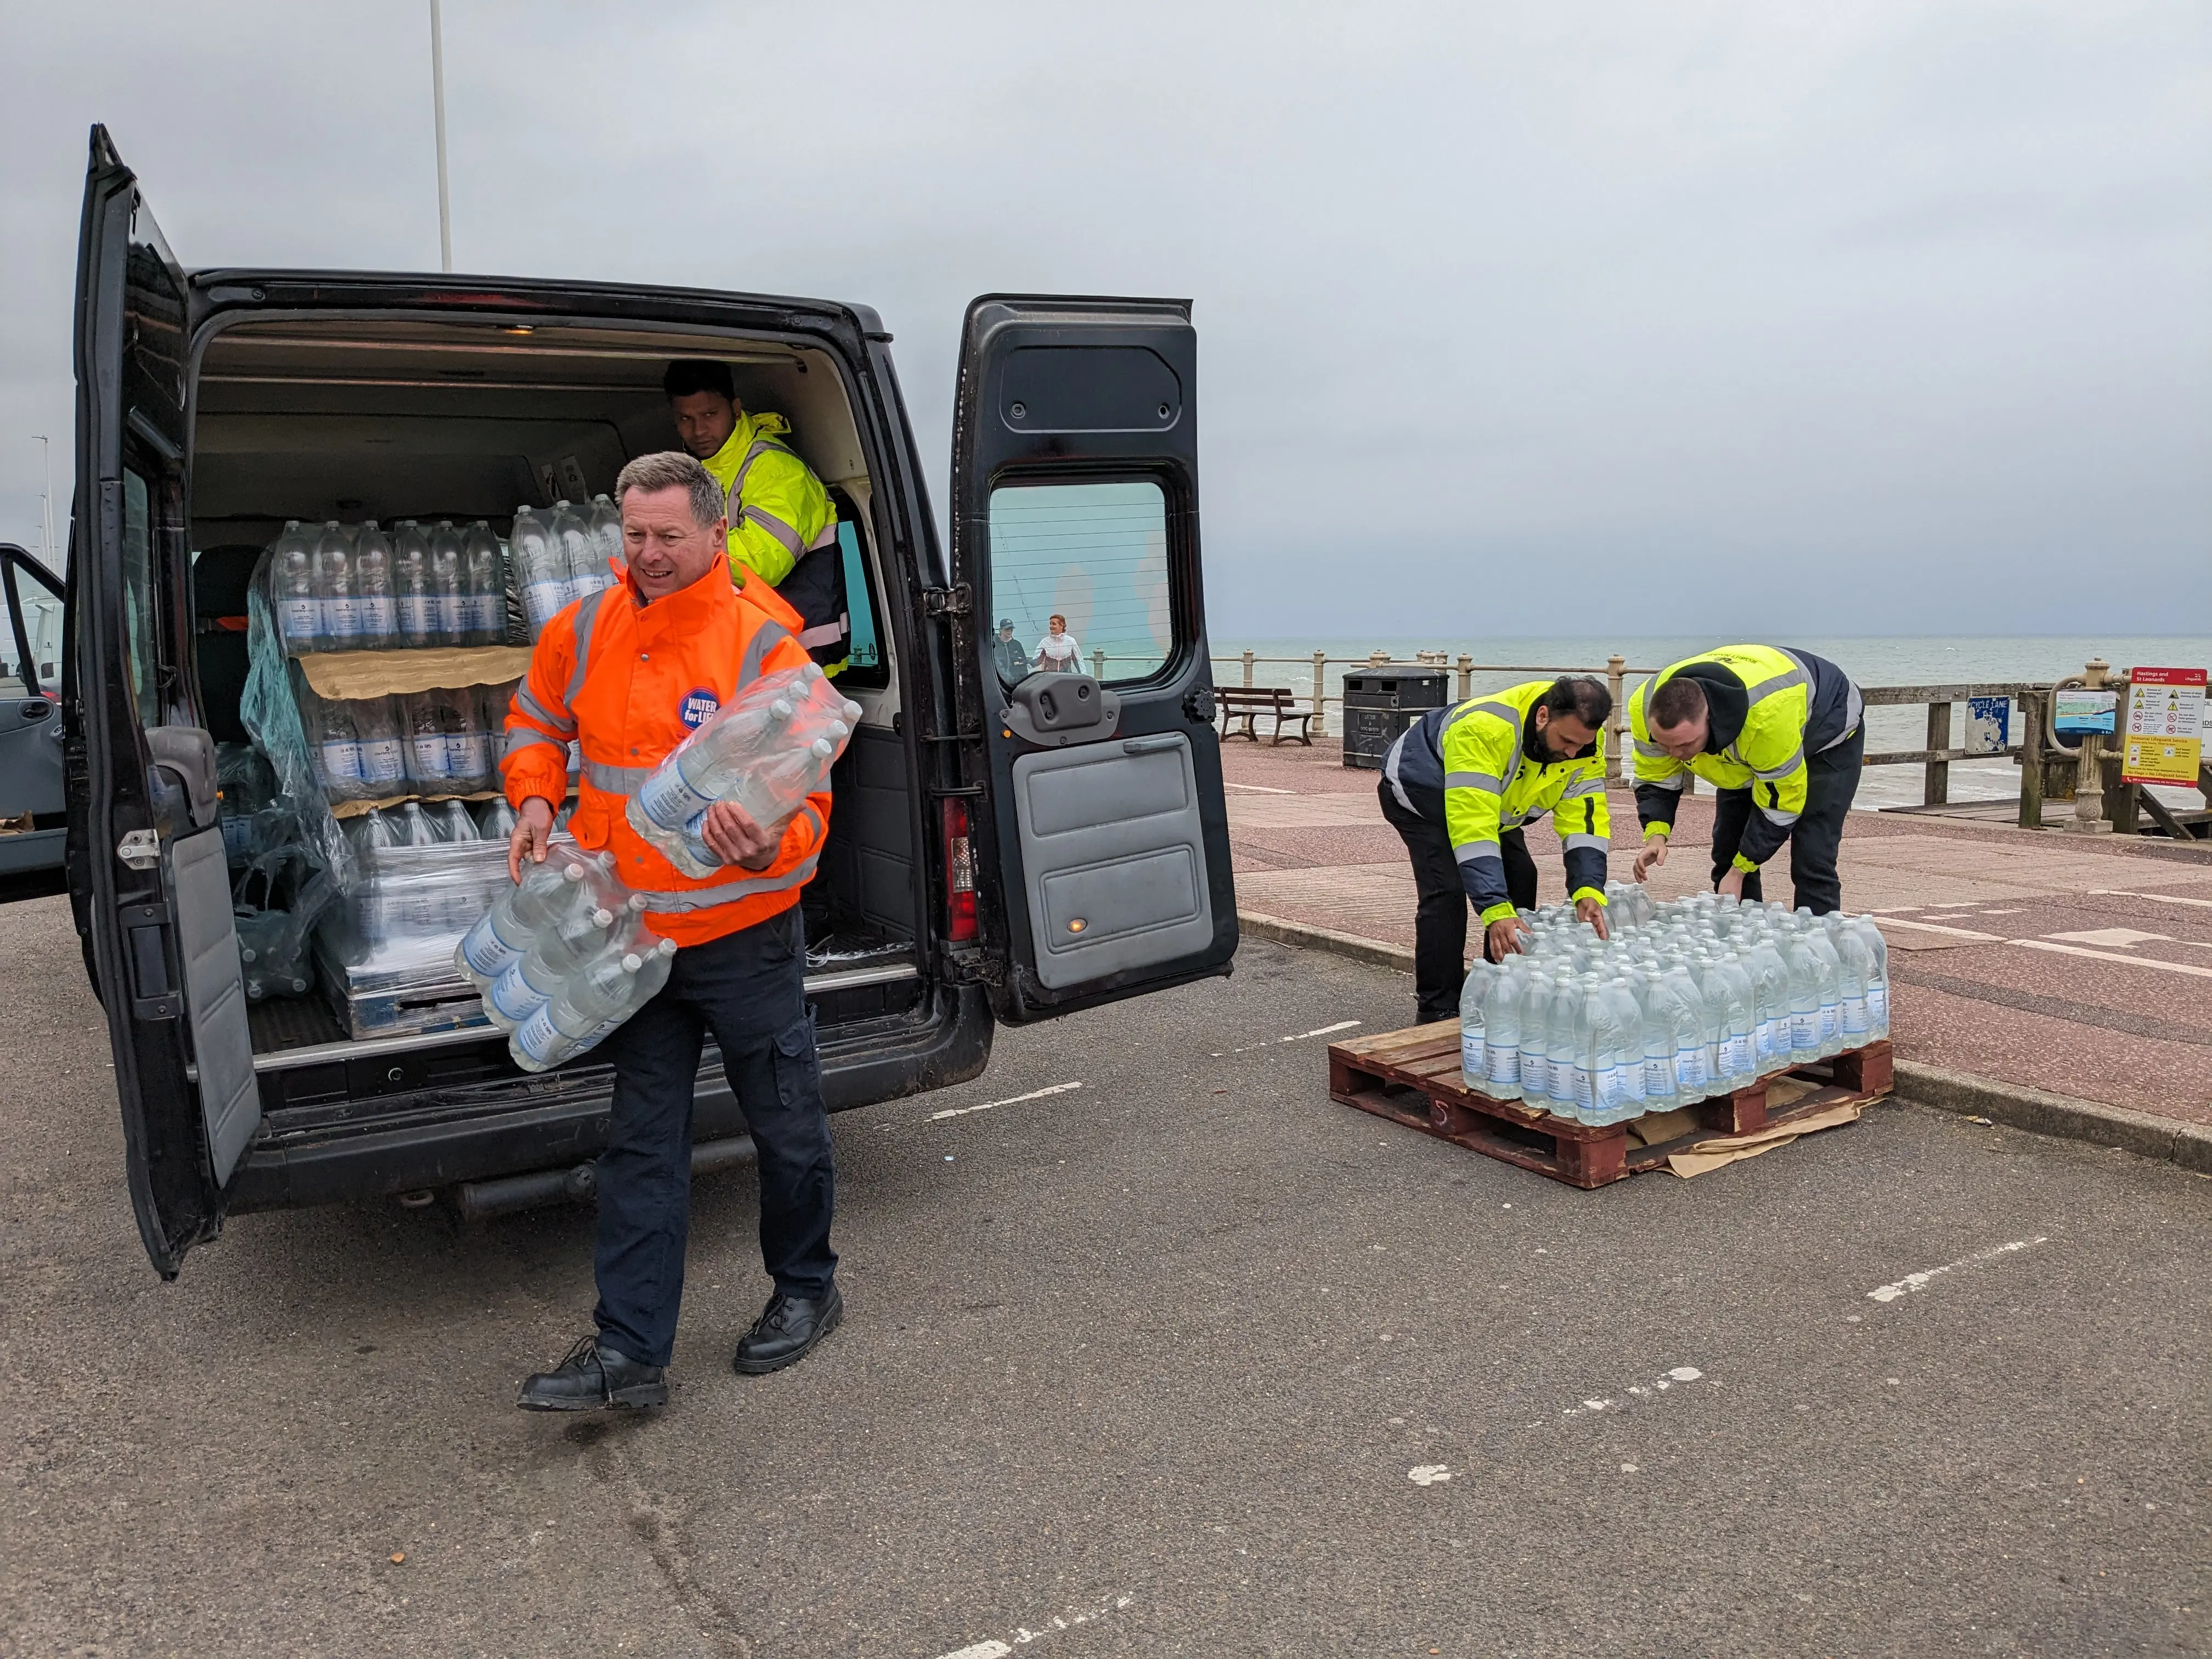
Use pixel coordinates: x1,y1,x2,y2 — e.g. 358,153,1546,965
33,436,54,570
430,0,453,273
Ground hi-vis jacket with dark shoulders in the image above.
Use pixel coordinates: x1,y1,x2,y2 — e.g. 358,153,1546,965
1383,679,1611,925
699,410,847,668
501,562,827,948
1627,644,1863,874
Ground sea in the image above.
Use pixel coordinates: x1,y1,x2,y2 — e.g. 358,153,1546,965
1206,635,2212,811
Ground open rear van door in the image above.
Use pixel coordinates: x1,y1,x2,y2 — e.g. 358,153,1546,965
74,125,257,1277
950,296,1235,1020
0,545,67,886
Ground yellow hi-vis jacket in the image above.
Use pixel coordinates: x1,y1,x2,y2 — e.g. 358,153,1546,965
1627,644,1863,873
1383,679,1611,924
701,411,838,582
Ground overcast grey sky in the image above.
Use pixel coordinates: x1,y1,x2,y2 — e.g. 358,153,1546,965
1,1,2205,636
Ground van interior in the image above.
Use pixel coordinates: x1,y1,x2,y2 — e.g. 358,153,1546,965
187,317,927,1098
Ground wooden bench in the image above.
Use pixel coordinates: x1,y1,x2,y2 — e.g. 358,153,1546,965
1217,686,1316,746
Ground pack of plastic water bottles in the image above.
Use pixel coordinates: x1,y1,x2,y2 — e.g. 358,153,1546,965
507,499,625,640
1459,885,1892,1126
625,662,861,879
456,846,676,1073
266,517,516,656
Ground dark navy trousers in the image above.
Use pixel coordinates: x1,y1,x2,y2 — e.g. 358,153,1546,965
591,904,837,1367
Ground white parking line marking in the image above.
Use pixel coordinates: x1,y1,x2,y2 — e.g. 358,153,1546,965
932,1594,1136,1658
2090,888,2212,910
1877,918,2005,942
931,1081,1085,1121
1223,781,1295,793
1866,1237,2050,1302
1408,1464,1452,1486
2012,940,2212,980
1212,1019,1359,1057
2045,927,2171,949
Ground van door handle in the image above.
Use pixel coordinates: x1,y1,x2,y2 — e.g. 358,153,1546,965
1122,735,1181,756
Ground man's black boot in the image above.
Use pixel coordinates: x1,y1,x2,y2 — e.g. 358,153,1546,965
517,1334,668,1411
733,1285,843,1375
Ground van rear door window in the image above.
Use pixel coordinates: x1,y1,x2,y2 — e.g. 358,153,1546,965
986,480,1170,687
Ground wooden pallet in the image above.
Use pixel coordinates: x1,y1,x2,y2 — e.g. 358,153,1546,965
1327,1023,1893,1189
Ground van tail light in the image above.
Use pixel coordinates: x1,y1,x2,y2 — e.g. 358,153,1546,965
943,797,978,943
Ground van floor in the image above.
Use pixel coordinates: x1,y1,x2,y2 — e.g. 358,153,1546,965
245,915,916,1057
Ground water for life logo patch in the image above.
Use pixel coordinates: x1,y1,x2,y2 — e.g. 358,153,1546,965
678,687,721,729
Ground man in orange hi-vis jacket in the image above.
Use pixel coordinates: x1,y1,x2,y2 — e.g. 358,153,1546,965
507,450,840,1414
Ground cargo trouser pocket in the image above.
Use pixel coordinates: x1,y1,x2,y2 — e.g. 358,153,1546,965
771,1009,823,1115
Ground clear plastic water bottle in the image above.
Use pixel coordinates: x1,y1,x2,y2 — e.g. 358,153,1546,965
311,695,366,803
546,502,596,608
1778,928,1824,1062
1550,980,1594,1122
1635,971,1677,1110
1481,964,1523,1101
270,521,321,654
357,695,408,798
1743,935,1789,1076
352,522,398,649
390,521,435,650
586,493,625,579
488,898,615,1029
458,859,587,989
476,796,520,840
348,806,398,854
463,521,506,645
511,506,565,639
1661,964,1710,1103
429,522,467,647
1520,972,1556,1107
1796,913,1845,1057
313,521,361,651
439,799,481,842
437,689,491,793
1853,916,1891,1040
1827,916,1874,1047
404,690,452,794
1704,950,1757,1094
398,799,441,848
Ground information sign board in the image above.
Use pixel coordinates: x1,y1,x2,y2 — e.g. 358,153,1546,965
2053,689,2117,736
2120,667,2207,787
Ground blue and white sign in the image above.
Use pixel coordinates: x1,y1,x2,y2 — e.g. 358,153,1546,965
1965,696,2011,755
2053,689,2118,736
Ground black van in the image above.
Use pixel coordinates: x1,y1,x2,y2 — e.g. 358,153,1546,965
54,127,1235,1279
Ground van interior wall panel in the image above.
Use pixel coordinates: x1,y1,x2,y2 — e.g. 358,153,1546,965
188,317,918,1066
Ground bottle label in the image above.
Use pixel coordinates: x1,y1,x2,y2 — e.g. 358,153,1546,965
461,918,524,979
472,592,505,637
1792,1011,1819,1050
1719,1034,1751,1076
1571,1063,1595,1111
1842,996,1869,1037
411,735,450,783
1644,1056,1673,1097
1461,1029,1485,1083
1819,1002,1840,1041
636,764,715,832
516,1003,568,1065
524,580,567,630
359,737,406,788
324,596,360,643
1867,984,1888,1025
1594,1064,1624,1110
1485,1043,1518,1090
1675,1046,1706,1091
319,739,363,786
1620,1060,1646,1104
488,968,547,1025
1756,1019,1780,1064
359,595,397,639
1519,1052,1548,1097
399,593,435,639
280,597,319,645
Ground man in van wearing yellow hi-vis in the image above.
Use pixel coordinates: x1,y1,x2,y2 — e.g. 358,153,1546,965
1379,677,1615,1024
664,359,849,673
1627,644,1865,913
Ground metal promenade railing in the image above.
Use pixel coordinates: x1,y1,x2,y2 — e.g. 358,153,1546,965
1060,648,2204,838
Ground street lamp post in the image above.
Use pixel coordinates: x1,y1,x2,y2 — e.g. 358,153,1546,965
430,0,453,273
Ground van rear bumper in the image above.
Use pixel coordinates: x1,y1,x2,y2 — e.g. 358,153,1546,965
226,981,994,1214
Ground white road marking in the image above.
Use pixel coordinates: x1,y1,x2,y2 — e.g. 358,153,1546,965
1223,780,1296,794
2089,888,2212,910
1211,1019,1360,1057
1877,917,2005,942
2012,940,2212,980
932,1594,1135,1659
1408,1465,1452,1486
1866,1237,2050,1302
932,1081,1084,1120
2045,927,2171,949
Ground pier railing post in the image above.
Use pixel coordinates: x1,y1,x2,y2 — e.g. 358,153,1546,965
1312,651,1327,738
2018,691,2045,829
1456,654,1473,702
1242,650,1254,689
1925,701,1952,806
1606,653,1627,782
2067,658,2112,835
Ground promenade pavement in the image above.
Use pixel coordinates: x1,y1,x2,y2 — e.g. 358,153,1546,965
1223,737,2212,1127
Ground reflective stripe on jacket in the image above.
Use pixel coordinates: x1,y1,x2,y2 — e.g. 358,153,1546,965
501,562,828,947
699,411,847,659
1384,679,1611,924
1627,644,1863,872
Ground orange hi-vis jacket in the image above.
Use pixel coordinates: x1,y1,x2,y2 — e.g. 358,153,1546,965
501,563,828,948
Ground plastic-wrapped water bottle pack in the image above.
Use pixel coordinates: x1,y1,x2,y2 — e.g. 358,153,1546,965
267,517,511,656
456,845,676,1074
1459,885,1892,1127
625,662,861,879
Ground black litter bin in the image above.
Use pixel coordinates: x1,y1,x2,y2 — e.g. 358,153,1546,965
1341,667,1449,769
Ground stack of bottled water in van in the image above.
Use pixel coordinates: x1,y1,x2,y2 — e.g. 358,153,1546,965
459,848,676,1073
305,680,520,806
625,662,861,878
268,517,512,655
508,499,624,640
1459,885,1891,1126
